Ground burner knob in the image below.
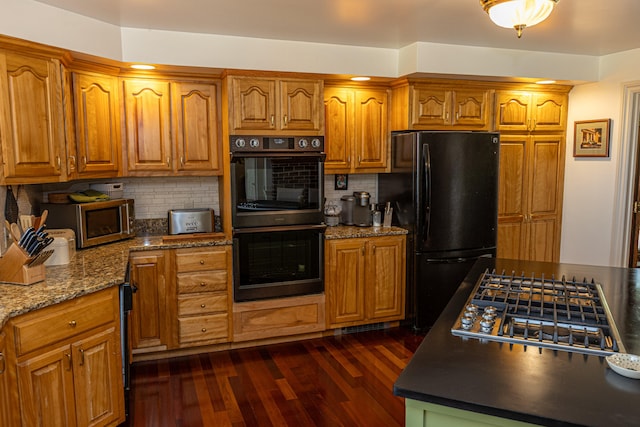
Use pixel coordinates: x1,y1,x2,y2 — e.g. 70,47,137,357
235,138,246,148
298,138,309,149
249,138,260,148
311,138,321,148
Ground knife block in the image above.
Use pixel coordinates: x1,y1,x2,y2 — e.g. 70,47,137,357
0,243,46,285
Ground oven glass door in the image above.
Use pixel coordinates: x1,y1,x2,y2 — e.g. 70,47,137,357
233,226,325,301
231,155,324,227
84,207,122,239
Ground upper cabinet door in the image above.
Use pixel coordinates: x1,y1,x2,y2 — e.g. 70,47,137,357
324,86,354,172
354,88,388,171
72,72,121,177
0,52,65,183
495,91,532,132
495,90,567,133
123,79,173,173
451,89,491,128
173,81,221,174
530,92,566,132
230,77,276,130
411,87,448,127
279,79,322,131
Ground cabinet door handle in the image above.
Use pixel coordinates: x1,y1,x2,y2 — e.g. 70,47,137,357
82,156,87,166
56,156,61,169
283,114,288,127
270,114,275,127
180,156,184,166
79,348,85,366
0,352,5,374
532,119,537,130
166,157,171,167
65,353,72,371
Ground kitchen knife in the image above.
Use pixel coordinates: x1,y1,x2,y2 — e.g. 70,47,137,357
18,226,34,247
27,250,54,267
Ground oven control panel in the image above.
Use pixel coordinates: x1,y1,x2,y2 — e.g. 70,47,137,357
230,136,324,152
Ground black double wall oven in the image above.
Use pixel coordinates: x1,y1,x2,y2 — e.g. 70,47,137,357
230,135,326,302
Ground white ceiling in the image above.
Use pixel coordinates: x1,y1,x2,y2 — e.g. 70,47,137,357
34,0,640,56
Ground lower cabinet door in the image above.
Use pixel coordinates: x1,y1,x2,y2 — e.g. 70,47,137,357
72,327,124,427
17,343,77,427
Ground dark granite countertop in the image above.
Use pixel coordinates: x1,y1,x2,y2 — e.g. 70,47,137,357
324,225,408,239
394,258,640,427
0,236,232,328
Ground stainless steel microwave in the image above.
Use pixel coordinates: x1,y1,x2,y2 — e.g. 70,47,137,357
42,199,135,248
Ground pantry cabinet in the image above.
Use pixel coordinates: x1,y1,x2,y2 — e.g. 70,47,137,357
0,51,66,184
4,287,124,427
325,235,406,328
324,85,390,173
229,75,323,133
391,80,493,131
497,133,566,262
173,246,232,347
129,250,171,353
68,70,122,178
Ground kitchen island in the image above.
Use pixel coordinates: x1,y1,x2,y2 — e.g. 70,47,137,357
394,258,640,427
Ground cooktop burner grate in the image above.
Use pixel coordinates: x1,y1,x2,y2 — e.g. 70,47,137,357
451,269,625,356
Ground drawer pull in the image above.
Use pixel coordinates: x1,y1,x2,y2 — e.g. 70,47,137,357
199,260,205,265
201,328,207,333
201,304,206,308
200,282,206,286
69,320,77,328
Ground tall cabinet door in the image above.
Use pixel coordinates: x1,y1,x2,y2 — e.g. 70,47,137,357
123,79,172,173
365,236,405,321
72,72,121,176
16,344,76,427
497,135,528,260
0,333,10,427
72,327,124,427
525,134,565,262
354,88,388,171
230,77,276,130
325,239,366,327
129,251,169,351
323,86,353,172
0,52,65,182
173,81,221,174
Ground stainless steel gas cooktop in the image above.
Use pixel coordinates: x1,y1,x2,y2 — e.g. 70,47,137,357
451,269,626,356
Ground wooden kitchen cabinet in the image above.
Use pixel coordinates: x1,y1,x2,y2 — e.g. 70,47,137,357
129,250,171,353
0,332,10,427
324,85,390,173
229,75,323,133
495,90,567,133
325,235,406,329
5,287,124,427
497,134,566,262
0,50,66,184
173,246,232,347
123,78,222,176
67,70,122,178
391,80,493,131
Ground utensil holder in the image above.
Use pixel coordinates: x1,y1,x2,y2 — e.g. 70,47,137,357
0,243,46,285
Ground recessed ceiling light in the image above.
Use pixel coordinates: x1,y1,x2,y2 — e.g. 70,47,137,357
131,64,156,70
536,80,556,84
351,76,371,81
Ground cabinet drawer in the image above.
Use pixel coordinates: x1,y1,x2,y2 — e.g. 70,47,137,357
177,271,228,293
178,314,227,344
175,248,228,272
12,288,118,356
177,294,227,316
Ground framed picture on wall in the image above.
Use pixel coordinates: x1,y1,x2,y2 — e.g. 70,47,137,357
573,119,611,158
334,174,348,190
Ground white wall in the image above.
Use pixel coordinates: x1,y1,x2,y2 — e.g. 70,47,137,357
560,49,640,266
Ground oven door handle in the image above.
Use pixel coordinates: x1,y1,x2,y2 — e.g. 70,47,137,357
233,224,327,234
230,152,326,160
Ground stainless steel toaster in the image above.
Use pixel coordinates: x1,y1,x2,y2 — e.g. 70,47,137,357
168,208,214,235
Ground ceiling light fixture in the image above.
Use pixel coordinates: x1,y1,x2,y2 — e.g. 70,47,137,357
480,0,559,38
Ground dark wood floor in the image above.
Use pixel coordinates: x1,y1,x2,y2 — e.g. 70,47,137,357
124,327,424,427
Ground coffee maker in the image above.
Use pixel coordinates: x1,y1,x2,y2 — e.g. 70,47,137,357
352,191,372,227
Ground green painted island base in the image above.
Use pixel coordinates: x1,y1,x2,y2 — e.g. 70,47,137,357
405,399,540,427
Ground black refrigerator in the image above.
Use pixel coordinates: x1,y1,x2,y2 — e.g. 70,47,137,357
378,131,500,331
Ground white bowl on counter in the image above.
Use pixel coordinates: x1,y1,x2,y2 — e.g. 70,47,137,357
606,353,640,379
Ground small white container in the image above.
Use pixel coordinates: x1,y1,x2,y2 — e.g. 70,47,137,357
90,182,124,199
44,229,76,266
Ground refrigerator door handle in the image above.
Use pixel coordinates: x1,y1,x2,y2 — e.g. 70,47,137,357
422,143,431,244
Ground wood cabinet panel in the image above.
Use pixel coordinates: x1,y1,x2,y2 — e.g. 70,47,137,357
326,239,366,326
173,81,221,173
279,79,322,131
177,294,227,316
0,333,11,427
411,87,448,127
176,271,228,293
123,79,173,173
178,314,228,344
129,251,169,351
231,77,276,130
0,52,65,183
495,91,567,132
498,137,526,219
366,237,405,320
324,85,389,173
175,247,227,272
71,71,121,177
